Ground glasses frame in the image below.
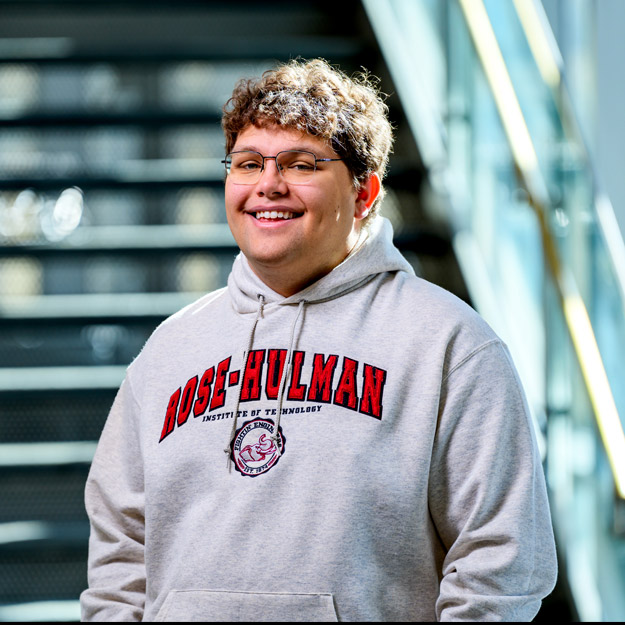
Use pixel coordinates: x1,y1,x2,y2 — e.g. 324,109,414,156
222,150,343,185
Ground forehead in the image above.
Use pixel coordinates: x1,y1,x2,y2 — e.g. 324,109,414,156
232,124,334,155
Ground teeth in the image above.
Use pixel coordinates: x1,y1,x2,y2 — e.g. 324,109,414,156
255,211,294,220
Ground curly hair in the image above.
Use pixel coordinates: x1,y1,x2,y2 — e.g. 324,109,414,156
221,58,394,220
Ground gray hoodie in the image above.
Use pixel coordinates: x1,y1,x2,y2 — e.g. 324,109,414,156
80,216,557,621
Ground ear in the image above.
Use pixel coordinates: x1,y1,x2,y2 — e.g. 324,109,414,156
354,173,381,221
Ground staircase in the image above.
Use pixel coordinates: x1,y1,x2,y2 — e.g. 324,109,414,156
0,0,465,618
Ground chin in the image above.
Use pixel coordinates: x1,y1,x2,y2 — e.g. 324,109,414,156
245,248,299,269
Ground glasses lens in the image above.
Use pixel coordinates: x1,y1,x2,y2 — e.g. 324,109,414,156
227,151,264,183
277,151,316,183
224,150,318,184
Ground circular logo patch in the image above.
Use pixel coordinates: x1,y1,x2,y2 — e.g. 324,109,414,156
231,418,285,477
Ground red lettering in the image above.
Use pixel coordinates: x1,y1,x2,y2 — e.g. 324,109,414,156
287,350,307,401
359,364,386,419
210,357,231,411
333,357,359,411
177,376,198,426
308,353,338,403
193,367,214,417
160,387,181,442
240,349,265,401
266,349,287,399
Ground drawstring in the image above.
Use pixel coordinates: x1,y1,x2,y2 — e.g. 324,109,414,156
223,295,307,471
224,293,265,470
270,299,306,455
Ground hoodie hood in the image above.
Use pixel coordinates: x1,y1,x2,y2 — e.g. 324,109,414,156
227,216,415,313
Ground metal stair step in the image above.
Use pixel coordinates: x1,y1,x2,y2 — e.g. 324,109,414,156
0,36,364,65
0,365,126,393
0,160,226,191
0,520,90,548
0,223,236,255
0,110,221,127
0,390,114,444
0,461,91,523
0,291,203,322
0,543,88,605
0,599,81,622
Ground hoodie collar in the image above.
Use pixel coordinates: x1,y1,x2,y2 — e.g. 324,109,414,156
227,216,415,313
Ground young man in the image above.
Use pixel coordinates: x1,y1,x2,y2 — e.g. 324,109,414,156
81,59,557,621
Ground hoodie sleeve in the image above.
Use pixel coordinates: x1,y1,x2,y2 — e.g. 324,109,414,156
80,374,146,621
428,340,557,622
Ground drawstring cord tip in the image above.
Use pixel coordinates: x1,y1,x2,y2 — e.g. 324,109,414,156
270,433,282,457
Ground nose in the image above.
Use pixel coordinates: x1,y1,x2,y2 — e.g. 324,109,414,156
255,157,288,196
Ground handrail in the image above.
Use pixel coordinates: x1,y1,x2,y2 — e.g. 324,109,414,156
457,0,625,498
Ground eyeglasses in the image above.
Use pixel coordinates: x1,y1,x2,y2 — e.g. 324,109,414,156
222,150,343,185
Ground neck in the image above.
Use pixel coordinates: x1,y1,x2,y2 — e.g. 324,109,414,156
247,260,337,298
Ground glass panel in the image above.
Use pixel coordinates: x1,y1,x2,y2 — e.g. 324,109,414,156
482,0,625,436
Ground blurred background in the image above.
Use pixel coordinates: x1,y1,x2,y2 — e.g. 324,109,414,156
0,0,624,621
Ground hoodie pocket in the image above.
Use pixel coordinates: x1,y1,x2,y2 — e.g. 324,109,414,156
154,589,339,622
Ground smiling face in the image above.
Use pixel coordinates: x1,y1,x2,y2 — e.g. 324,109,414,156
225,124,378,297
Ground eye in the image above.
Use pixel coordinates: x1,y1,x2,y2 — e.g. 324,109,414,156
235,160,262,171
288,161,315,172
280,152,316,172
